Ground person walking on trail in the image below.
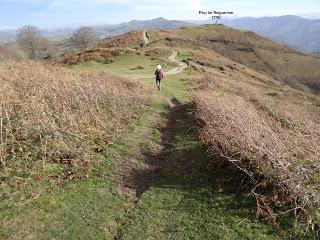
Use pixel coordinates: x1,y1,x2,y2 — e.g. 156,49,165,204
155,65,164,91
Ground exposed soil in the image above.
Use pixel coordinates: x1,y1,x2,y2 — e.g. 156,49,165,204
142,31,150,46
165,50,188,76
117,98,194,198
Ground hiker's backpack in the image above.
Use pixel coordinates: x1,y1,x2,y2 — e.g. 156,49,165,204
155,69,163,80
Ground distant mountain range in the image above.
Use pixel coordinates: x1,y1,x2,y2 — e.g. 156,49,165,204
94,17,194,39
223,15,320,53
189,15,320,53
1,16,319,53
0,18,193,43
300,12,320,20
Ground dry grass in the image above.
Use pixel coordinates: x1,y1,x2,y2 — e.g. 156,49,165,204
0,43,21,60
0,61,150,183
60,48,138,65
58,31,144,65
193,74,320,228
58,31,145,64
98,31,143,49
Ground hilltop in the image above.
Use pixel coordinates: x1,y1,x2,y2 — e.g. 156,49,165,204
63,24,320,94
95,17,194,39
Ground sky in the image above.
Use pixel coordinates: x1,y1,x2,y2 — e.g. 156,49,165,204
0,0,319,28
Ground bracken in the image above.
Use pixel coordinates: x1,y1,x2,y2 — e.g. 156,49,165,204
0,60,150,182
193,73,320,229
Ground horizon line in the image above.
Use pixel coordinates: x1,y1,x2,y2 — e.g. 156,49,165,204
0,14,319,30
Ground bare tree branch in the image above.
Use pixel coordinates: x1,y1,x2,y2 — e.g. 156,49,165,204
16,25,44,59
70,26,96,51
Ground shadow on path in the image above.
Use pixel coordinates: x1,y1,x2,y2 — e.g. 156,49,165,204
120,97,188,197
121,97,252,199
115,96,279,240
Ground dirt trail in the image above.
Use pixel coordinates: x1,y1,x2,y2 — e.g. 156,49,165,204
142,31,150,46
117,35,188,197
117,98,183,198
165,50,188,76
130,32,187,80
130,51,187,80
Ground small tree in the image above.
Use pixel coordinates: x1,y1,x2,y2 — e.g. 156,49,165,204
71,26,96,51
16,25,43,59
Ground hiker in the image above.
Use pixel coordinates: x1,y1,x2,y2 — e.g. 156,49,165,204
155,65,164,91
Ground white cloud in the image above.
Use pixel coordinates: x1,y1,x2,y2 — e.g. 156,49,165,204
45,0,206,20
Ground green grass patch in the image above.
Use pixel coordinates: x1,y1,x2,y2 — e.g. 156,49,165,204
71,52,175,78
116,102,281,240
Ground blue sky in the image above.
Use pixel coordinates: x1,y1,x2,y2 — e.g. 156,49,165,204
0,0,319,28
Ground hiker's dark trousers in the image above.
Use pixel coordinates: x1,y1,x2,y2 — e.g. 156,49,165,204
156,78,161,91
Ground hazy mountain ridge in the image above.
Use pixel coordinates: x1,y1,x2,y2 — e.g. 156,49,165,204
95,17,194,39
1,16,319,53
0,18,193,42
224,15,320,53
300,12,320,19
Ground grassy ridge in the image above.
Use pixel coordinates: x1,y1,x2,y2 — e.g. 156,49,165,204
144,26,320,231
73,55,293,239
71,53,175,78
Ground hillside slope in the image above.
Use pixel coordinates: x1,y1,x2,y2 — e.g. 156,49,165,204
65,24,320,94
148,24,320,94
